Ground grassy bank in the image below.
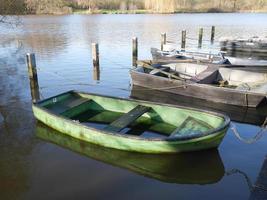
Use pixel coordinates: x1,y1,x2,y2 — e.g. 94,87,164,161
73,9,148,14
72,9,267,15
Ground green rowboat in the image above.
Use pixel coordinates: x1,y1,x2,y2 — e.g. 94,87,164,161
36,123,225,184
32,90,230,153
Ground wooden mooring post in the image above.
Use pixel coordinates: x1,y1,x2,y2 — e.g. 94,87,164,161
198,28,203,48
161,33,166,51
92,43,100,80
132,37,138,67
26,53,40,103
211,26,215,44
181,30,186,51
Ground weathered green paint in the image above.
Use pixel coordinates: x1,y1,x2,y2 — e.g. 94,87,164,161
36,123,225,184
32,90,230,154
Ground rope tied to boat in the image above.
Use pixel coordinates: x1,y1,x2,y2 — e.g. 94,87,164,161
230,120,267,144
225,168,267,192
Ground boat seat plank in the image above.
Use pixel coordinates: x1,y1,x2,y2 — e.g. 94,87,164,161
104,105,151,132
60,98,92,118
149,66,170,75
66,98,90,108
190,66,219,84
170,117,213,138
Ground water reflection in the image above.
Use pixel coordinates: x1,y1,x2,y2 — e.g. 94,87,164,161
36,123,225,185
21,32,68,60
1,14,267,199
249,155,267,199
0,39,39,200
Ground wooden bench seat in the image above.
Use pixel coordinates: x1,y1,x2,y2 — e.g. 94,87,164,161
104,105,150,132
60,98,92,118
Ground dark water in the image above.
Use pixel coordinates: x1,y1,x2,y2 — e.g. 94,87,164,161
1,14,267,200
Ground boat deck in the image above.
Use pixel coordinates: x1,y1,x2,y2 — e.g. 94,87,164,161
40,92,215,139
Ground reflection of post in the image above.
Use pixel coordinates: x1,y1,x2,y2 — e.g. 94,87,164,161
92,43,100,81
198,28,203,48
132,37,138,67
93,68,100,81
230,41,236,57
26,53,40,103
161,33,166,51
181,30,186,51
249,155,267,200
211,26,215,44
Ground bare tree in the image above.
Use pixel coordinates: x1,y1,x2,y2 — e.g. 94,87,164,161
0,0,25,25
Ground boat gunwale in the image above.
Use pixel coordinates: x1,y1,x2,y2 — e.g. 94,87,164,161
33,90,230,142
151,47,267,67
130,67,267,97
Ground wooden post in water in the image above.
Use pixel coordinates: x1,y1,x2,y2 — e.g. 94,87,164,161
161,33,166,51
198,28,203,48
26,53,40,103
211,26,215,44
92,43,100,70
181,30,186,51
132,37,138,67
92,43,100,80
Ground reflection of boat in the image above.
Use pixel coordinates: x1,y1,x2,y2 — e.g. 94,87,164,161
32,91,230,153
36,123,225,185
130,63,267,107
130,85,267,126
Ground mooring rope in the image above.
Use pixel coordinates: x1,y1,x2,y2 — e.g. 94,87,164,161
230,121,267,144
186,36,214,43
226,169,254,191
36,65,196,93
226,168,267,192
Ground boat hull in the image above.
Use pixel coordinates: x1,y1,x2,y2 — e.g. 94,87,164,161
32,92,229,154
130,70,266,108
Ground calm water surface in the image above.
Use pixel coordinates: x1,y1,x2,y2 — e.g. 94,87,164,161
1,13,267,200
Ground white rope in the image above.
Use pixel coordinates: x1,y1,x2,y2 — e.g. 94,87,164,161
36,65,195,93
230,121,267,144
226,168,267,192
226,169,254,191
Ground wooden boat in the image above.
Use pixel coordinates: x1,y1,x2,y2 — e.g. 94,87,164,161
151,47,228,64
131,85,267,126
32,90,230,154
130,62,267,107
36,123,225,184
151,47,267,66
220,36,267,53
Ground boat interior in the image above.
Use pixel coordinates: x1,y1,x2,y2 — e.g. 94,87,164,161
151,48,230,64
37,91,225,139
136,63,267,93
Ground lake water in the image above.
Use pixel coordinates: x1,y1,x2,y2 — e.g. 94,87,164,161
1,13,267,200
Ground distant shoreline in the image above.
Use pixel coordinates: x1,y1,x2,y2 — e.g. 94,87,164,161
25,9,267,15
72,9,267,15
